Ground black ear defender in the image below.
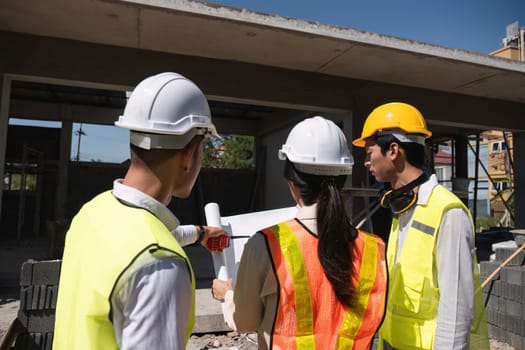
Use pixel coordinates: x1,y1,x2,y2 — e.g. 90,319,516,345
380,173,429,214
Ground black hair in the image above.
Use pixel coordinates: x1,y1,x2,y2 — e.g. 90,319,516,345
130,135,204,166
374,134,427,170
284,160,356,308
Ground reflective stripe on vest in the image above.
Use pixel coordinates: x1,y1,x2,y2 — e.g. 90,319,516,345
262,219,386,350
53,191,195,349
379,185,489,350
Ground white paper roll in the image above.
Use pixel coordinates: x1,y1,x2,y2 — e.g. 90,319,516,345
204,202,229,281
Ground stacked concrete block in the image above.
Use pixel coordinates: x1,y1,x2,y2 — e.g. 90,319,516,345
481,246,525,350
14,259,61,350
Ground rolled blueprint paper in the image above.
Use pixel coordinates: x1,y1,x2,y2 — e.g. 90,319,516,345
204,202,230,281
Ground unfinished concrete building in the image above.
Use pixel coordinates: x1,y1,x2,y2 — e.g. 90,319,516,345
1,0,525,348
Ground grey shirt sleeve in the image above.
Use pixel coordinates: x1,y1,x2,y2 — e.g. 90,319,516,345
434,208,475,350
111,251,192,350
173,224,198,246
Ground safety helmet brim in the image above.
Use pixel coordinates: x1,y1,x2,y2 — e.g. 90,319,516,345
116,114,218,137
352,130,427,148
352,136,367,148
292,162,353,176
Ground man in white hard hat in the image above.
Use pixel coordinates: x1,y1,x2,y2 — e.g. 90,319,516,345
53,72,225,349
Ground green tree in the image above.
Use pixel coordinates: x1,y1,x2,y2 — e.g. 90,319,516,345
203,134,254,169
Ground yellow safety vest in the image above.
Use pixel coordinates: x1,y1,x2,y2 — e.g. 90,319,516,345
262,219,387,350
379,185,489,350
53,191,195,350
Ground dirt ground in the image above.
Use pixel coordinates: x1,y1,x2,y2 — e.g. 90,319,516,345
0,297,516,350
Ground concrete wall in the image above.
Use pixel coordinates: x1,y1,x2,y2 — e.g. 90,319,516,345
260,123,295,210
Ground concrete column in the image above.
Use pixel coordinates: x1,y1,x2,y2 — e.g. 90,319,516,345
0,75,11,221
513,131,525,229
55,113,72,220
339,111,356,213
350,109,368,190
453,135,469,206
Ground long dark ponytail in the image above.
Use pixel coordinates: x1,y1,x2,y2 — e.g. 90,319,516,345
284,160,356,308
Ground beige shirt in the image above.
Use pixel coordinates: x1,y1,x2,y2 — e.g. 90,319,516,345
223,204,317,350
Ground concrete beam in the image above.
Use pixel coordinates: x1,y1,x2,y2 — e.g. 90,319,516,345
0,74,11,220
3,31,525,131
514,132,525,229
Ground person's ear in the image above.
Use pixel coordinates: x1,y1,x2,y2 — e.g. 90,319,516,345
179,141,197,171
183,137,204,171
287,180,304,207
387,142,399,159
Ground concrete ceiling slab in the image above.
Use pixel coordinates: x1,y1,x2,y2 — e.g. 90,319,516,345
0,0,139,47
1,0,524,104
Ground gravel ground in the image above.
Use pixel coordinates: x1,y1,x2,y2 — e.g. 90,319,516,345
186,331,516,350
490,339,516,350
187,332,258,350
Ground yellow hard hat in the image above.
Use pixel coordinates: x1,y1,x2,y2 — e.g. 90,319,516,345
352,102,432,147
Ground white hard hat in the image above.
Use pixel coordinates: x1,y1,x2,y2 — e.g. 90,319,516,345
278,116,354,175
115,72,218,149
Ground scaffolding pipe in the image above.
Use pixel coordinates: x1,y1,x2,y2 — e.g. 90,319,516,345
502,131,515,175
15,145,43,240
521,26,525,62
468,143,514,223
451,139,456,179
16,144,28,241
473,134,480,225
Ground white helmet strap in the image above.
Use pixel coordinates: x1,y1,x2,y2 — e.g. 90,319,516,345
377,130,426,145
130,128,205,150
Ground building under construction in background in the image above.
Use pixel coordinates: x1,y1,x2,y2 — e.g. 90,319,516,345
0,1,524,349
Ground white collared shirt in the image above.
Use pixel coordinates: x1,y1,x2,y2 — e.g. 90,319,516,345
110,180,199,349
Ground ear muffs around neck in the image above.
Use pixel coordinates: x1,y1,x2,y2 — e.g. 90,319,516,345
380,173,429,214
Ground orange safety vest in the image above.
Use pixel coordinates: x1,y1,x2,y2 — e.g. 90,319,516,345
261,219,387,350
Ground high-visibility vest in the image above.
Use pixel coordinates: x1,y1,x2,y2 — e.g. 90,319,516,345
53,191,195,350
261,219,386,350
379,185,489,350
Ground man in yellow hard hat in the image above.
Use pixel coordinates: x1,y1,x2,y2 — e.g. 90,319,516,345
353,102,489,350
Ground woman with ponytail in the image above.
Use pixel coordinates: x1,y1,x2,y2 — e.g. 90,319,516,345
212,116,386,350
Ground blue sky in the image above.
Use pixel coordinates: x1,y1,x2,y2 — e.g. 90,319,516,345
207,0,525,54
9,119,130,163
